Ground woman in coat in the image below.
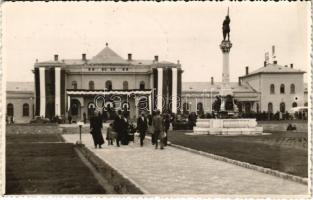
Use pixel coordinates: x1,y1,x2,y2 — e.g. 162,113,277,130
90,111,105,148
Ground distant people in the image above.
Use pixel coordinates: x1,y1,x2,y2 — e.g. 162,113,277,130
163,113,170,146
137,112,148,147
121,113,130,145
90,111,104,148
113,110,123,147
152,110,164,149
83,112,87,124
106,123,115,145
68,114,72,124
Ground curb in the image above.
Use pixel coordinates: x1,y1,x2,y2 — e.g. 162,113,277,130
169,143,308,185
75,144,147,194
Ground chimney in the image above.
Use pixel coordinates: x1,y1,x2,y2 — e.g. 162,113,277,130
273,60,277,65
211,77,214,85
238,77,241,86
245,66,249,75
82,53,86,61
154,55,159,62
264,61,267,67
54,54,58,61
290,63,293,69
128,53,132,61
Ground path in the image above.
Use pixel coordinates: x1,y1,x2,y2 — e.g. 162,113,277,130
62,134,308,195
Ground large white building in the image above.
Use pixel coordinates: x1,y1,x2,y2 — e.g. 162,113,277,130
182,62,307,115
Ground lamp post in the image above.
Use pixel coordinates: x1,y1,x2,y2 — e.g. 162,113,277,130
77,121,84,144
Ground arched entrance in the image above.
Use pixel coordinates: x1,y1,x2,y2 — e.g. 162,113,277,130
70,99,81,120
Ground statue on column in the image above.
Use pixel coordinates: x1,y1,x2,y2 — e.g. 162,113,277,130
222,8,230,41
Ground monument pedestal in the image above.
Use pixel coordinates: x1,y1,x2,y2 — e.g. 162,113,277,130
193,119,263,136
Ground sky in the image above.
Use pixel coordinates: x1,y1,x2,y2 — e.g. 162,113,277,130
3,2,310,83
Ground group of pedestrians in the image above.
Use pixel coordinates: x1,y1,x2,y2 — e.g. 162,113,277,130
89,109,171,150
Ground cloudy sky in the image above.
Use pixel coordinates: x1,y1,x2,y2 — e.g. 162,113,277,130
3,2,310,83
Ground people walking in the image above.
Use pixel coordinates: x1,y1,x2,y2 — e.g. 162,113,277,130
90,111,105,148
152,110,164,149
113,110,123,147
121,113,129,145
106,123,115,145
137,112,148,147
163,113,170,146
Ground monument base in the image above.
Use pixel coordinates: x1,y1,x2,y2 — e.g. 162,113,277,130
193,119,263,136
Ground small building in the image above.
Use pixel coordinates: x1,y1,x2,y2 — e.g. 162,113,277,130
239,62,306,113
6,82,34,123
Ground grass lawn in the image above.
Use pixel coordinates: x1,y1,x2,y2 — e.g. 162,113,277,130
168,131,308,178
6,134,106,194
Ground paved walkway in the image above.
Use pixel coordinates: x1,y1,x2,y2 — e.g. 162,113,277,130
62,134,308,195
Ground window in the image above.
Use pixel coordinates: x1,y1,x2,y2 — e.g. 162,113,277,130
292,102,297,108
290,84,295,94
72,81,77,89
268,102,273,113
280,102,286,113
7,103,14,116
105,80,112,90
139,81,145,90
23,103,29,116
123,81,128,90
270,84,275,94
89,81,95,90
280,84,285,94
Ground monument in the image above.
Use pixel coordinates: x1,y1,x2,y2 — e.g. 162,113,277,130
193,9,263,135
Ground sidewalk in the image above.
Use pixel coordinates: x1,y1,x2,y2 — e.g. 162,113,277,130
62,134,308,195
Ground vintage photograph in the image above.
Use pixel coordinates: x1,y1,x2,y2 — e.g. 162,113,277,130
2,1,310,196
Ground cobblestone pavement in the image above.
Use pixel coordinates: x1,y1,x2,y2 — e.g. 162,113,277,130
62,134,308,195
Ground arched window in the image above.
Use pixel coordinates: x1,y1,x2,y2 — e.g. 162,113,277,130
105,80,112,90
292,102,297,108
268,102,273,113
280,84,285,94
139,81,145,90
123,81,128,90
290,84,295,94
23,103,29,116
270,84,275,94
72,81,77,90
89,81,94,90
280,102,286,113
7,103,14,116
197,102,204,116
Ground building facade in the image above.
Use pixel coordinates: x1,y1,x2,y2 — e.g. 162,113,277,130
6,82,34,123
182,62,307,115
33,44,182,121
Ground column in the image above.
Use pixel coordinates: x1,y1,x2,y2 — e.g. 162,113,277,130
149,94,152,114
157,68,163,112
67,95,71,111
39,67,46,117
55,67,61,116
172,68,177,114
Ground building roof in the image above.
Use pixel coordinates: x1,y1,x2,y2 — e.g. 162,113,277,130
6,82,34,92
241,63,305,78
89,44,128,64
182,82,256,93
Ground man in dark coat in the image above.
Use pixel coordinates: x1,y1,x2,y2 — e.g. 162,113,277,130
163,113,170,146
113,110,123,147
120,113,129,145
152,110,164,149
137,112,148,147
90,111,104,148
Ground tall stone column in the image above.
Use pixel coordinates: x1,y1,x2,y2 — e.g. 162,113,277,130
39,67,46,117
219,40,233,111
172,68,178,114
55,67,61,116
157,68,163,112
